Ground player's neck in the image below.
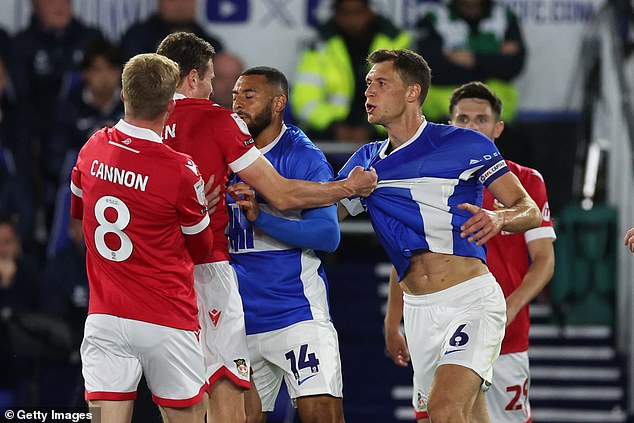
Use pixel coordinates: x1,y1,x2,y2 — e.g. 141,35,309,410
387,112,425,148
254,120,283,149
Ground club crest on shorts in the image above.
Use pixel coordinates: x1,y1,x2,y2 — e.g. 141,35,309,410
416,391,428,411
234,358,249,377
209,309,222,327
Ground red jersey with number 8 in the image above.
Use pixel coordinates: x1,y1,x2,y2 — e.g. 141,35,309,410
70,120,211,331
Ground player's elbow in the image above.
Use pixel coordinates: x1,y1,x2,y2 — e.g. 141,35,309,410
267,196,297,211
321,226,341,252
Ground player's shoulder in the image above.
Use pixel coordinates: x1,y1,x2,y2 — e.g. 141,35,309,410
282,125,325,156
427,122,493,150
507,160,545,183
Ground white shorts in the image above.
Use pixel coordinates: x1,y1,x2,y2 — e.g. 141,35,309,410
247,320,343,412
195,261,250,389
403,273,506,417
487,351,532,423
81,314,207,407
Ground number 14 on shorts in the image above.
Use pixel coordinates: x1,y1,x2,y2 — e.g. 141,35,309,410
285,344,320,383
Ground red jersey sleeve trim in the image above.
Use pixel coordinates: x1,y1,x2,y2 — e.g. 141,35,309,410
85,390,137,401
229,147,261,173
524,226,557,243
151,383,208,408
181,213,210,235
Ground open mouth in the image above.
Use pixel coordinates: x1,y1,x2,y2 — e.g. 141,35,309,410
366,104,376,114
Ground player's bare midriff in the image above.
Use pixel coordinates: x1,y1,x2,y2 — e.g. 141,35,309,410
400,251,489,295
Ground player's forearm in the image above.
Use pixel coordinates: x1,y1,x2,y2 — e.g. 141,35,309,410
253,207,340,252
505,252,555,323
265,178,358,211
497,196,541,233
384,267,405,331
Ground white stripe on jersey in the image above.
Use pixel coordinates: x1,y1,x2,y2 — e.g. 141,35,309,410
300,252,330,322
70,181,82,197
229,204,303,254
108,141,140,154
376,176,460,253
181,213,210,235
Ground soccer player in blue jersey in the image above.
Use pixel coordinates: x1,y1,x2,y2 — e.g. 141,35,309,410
336,49,542,422
228,67,345,423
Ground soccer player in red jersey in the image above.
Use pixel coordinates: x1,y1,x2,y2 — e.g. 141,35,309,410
70,53,213,423
156,32,376,423
384,81,555,423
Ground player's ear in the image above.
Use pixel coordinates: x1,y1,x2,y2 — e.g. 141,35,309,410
407,84,421,104
187,69,198,88
274,95,287,112
493,120,505,139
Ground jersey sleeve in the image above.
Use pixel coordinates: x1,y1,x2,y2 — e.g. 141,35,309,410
222,112,262,173
335,144,376,216
176,158,211,235
70,164,83,219
521,167,556,243
472,138,509,188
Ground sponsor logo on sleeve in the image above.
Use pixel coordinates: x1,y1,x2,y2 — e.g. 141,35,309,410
230,113,251,136
243,137,255,147
542,201,551,222
478,160,507,184
194,178,206,206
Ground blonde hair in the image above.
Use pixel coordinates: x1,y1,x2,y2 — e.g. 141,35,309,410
121,53,180,120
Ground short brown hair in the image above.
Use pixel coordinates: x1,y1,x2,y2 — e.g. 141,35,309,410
449,82,503,118
156,32,216,82
367,49,431,105
121,53,180,120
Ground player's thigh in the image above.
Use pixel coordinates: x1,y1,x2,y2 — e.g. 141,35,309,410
405,274,506,418
487,351,531,423
132,319,207,406
248,332,286,413
159,394,207,423
88,400,134,423
81,314,142,400
296,395,344,423
271,321,343,402
428,364,484,416
244,374,265,423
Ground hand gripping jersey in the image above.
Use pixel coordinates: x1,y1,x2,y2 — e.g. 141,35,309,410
483,160,556,354
337,121,509,280
164,97,261,263
70,120,210,331
228,125,335,335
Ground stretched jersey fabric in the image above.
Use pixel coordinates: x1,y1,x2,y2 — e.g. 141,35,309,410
228,125,336,335
164,96,261,263
483,160,556,354
337,121,509,280
70,120,210,331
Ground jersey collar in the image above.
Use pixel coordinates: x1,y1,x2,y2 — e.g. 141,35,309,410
173,92,187,100
115,119,163,144
379,118,428,159
259,123,287,155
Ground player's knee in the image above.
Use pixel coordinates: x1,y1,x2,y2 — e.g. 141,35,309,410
426,399,468,423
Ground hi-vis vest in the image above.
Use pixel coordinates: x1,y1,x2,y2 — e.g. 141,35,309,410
293,18,410,131
422,3,521,121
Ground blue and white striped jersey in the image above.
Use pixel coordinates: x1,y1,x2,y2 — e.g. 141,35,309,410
228,124,336,335
337,120,509,280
